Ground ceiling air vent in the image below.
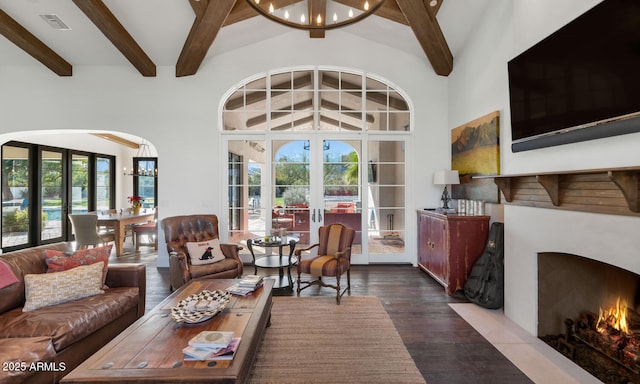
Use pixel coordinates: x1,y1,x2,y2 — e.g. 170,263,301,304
38,14,71,30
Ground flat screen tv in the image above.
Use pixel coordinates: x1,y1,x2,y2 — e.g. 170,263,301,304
508,0,640,152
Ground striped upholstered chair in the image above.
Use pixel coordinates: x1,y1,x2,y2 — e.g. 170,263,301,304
294,224,355,304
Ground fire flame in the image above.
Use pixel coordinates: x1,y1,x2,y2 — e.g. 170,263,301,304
596,297,628,334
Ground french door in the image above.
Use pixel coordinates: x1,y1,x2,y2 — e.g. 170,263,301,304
1,141,115,251
226,135,408,263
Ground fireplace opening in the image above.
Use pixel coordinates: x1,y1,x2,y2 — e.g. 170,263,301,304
538,252,640,383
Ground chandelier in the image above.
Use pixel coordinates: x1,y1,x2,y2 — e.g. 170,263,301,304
246,0,385,32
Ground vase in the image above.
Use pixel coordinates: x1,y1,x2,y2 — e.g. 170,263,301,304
132,205,141,215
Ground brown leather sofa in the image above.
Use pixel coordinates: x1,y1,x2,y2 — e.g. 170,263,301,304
161,214,243,291
0,242,145,384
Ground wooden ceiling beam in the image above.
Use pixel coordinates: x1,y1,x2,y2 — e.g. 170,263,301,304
395,0,452,76
224,1,259,26
91,133,140,149
176,0,237,77
73,0,156,77
189,0,209,18
309,0,326,38
374,0,408,25
0,10,72,76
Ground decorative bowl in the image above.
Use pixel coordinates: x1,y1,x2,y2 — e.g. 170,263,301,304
170,290,231,324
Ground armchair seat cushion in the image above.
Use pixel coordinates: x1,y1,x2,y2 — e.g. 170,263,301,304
189,258,243,280
299,255,349,277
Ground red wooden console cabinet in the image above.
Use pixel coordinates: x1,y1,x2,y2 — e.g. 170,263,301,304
417,210,489,295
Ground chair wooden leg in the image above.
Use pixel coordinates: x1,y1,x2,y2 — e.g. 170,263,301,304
336,272,341,305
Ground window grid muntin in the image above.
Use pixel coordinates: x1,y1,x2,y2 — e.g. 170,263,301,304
222,68,410,133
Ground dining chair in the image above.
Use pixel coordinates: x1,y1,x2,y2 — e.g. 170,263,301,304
69,213,115,249
133,209,158,250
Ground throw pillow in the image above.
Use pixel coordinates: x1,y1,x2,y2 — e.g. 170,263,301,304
23,262,105,312
0,260,19,289
45,244,112,285
186,239,225,265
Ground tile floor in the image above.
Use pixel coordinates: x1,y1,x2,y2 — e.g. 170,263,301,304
449,303,602,384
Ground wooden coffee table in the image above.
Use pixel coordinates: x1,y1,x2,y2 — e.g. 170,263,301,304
61,279,273,384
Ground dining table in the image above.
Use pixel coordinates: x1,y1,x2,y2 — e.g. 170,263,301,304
97,209,156,256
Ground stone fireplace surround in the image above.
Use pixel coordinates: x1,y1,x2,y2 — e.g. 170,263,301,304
503,204,640,336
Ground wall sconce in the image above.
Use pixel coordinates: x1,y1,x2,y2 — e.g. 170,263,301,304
433,170,459,209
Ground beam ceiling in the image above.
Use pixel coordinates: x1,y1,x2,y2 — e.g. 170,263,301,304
395,0,452,75
0,0,454,77
0,9,72,76
176,0,237,77
72,0,156,77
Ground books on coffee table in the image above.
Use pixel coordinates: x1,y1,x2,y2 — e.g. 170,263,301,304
188,331,234,349
183,337,241,361
238,274,263,288
226,275,264,296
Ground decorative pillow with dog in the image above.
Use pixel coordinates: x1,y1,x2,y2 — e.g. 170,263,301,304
186,239,225,265
23,261,105,312
44,244,112,285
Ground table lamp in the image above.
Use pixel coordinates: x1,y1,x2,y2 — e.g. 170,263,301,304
433,170,460,209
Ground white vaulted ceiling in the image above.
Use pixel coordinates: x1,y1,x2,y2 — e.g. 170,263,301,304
0,0,489,77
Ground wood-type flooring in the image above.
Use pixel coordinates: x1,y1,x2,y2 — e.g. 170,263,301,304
110,249,532,384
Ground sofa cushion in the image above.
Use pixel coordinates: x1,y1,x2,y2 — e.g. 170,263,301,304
0,336,56,384
0,287,139,351
0,242,73,314
23,262,105,312
186,239,225,265
45,244,112,284
0,260,19,289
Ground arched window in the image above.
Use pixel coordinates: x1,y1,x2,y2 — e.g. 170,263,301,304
222,68,410,132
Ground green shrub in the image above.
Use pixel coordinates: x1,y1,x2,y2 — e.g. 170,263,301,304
2,209,47,232
282,186,308,206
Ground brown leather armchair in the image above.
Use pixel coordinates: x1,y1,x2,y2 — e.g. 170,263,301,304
161,214,243,291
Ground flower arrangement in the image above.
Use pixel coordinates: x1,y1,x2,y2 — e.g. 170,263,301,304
128,195,144,208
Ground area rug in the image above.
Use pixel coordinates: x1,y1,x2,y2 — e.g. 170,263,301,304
248,296,426,384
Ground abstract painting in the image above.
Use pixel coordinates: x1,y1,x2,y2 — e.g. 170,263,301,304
450,111,500,203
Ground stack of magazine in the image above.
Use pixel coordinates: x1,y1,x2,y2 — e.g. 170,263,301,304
183,331,241,361
226,275,264,296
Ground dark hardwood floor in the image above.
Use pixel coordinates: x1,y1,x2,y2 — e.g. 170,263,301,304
110,249,532,384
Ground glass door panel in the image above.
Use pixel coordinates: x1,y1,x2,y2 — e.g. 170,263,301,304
227,140,267,260
367,141,406,256
70,154,89,214
2,145,30,248
322,140,362,253
96,156,113,212
41,150,64,241
272,140,310,247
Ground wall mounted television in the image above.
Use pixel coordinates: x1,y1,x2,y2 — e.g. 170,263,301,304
508,0,640,152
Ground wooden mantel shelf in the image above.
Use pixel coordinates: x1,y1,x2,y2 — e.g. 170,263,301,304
474,167,640,217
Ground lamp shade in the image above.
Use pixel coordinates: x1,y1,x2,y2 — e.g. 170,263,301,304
433,170,460,185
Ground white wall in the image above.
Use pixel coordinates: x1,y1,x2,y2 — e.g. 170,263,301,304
448,0,640,335
0,29,449,267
